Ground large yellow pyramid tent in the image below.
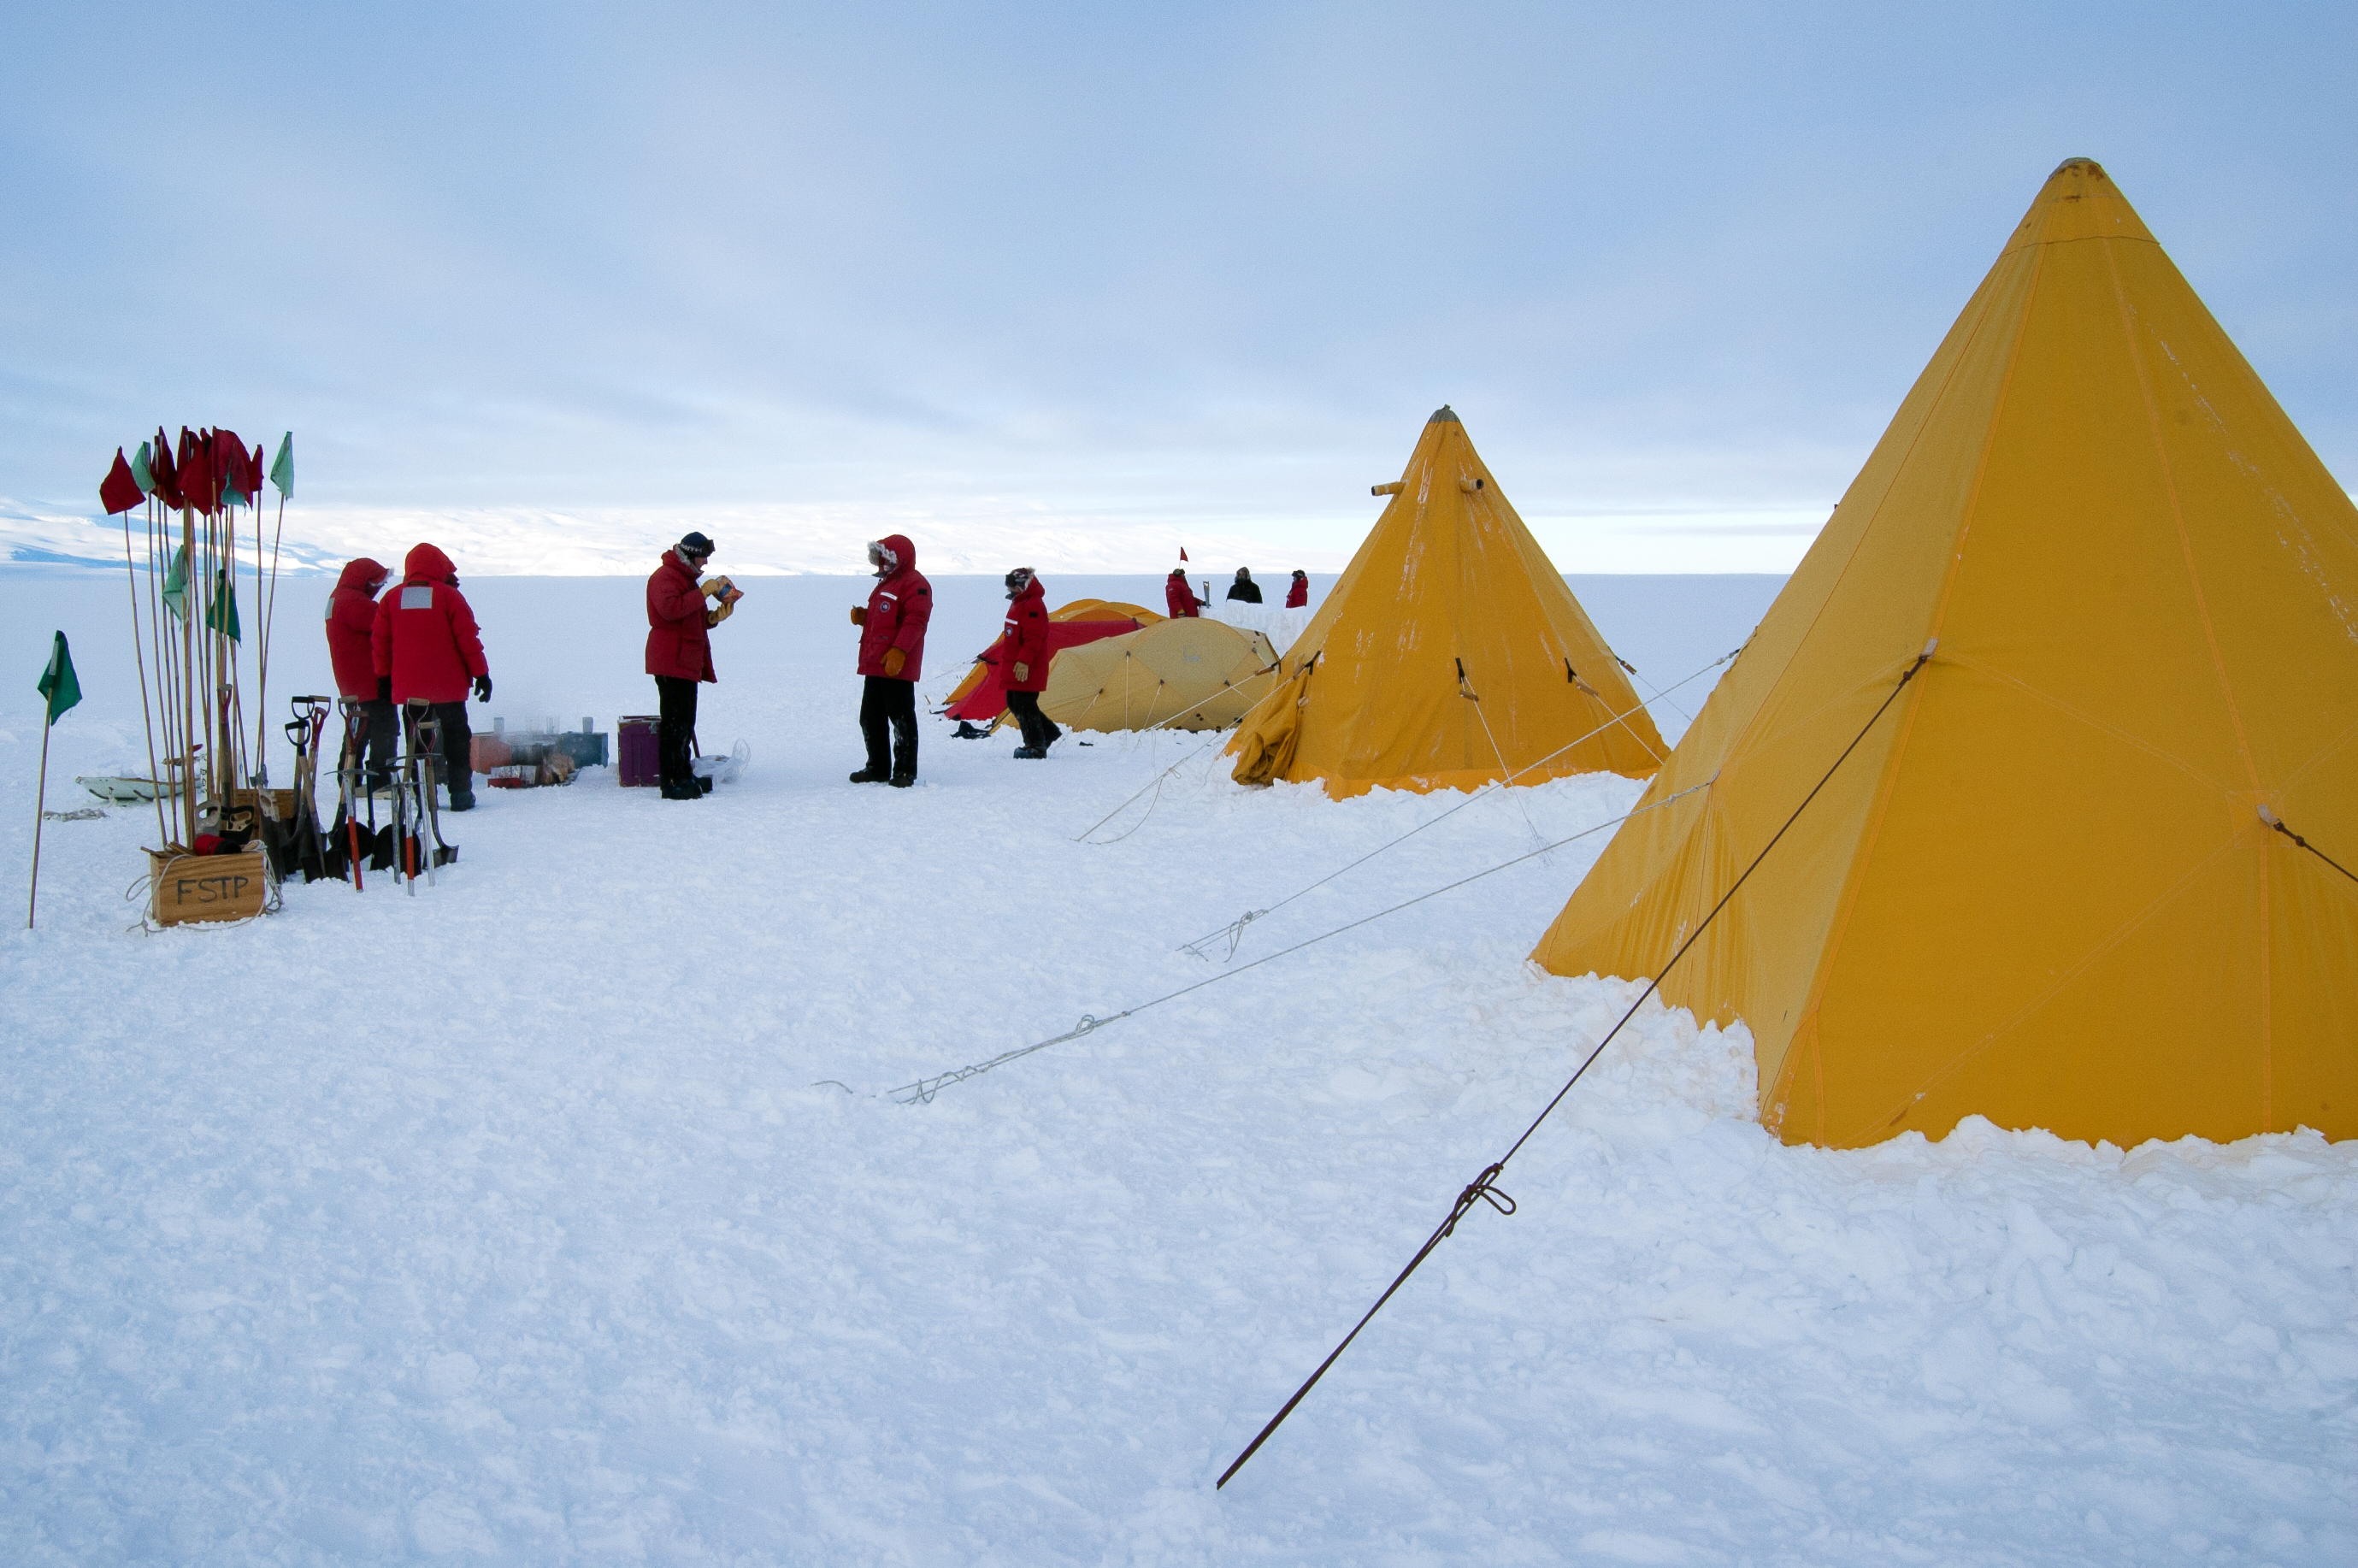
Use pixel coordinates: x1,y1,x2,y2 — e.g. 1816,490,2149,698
1227,408,1665,796
1531,159,2358,1150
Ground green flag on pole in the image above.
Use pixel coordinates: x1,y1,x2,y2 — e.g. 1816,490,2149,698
37,632,80,724
132,440,156,494
206,569,241,642
268,432,293,499
162,544,190,622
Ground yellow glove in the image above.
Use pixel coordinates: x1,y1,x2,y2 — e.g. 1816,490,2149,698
1012,662,1029,682
700,575,742,606
704,601,734,627
850,606,867,626
882,647,905,677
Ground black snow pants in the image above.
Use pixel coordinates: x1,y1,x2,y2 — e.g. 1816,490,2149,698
656,675,700,787
404,700,474,805
344,697,399,792
1005,689,1060,752
860,675,918,780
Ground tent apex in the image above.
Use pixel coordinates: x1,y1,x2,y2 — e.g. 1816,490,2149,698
1427,404,1459,424
2049,155,2107,179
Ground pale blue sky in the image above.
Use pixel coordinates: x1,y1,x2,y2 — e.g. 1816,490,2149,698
2,2,2349,571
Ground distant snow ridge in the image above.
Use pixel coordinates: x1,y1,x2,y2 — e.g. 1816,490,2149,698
2,497,1344,577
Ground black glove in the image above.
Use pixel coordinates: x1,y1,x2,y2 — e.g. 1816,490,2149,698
473,675,492,702
377,675,392,702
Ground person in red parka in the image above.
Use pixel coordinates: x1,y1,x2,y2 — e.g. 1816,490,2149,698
998,567,1061,759
849,533,931,786
1285,569,1309,609
1166,567,1203,618
646,530,721,800
325,557,395,790
371,541,490,811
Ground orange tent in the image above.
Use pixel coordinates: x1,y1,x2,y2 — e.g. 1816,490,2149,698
1226,407,1664,797
1532,159,2358,1149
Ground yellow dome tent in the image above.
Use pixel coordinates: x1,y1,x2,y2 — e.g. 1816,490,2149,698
1040,618,1280,733
1531,158,2358,1151
1226,407,1665,797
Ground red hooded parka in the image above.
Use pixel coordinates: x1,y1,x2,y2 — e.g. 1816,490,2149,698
1285,572,1308,609
326,557,389,699
1000,575,1050,693
646,548,716,682
858,533,932,681
1165,571,1203,618
371,543,488,704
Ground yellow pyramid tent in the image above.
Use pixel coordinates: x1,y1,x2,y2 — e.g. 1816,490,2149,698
1531,159,2358,1150
1040,618,1280,733
1226,408,1665,797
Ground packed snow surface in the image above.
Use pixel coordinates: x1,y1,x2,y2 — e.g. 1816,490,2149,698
2,570,2349,1565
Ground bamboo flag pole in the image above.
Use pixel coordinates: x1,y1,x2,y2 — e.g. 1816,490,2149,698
28,704,52,929
27,633,80,929
252,481,268,783
181,504,197,846
122,504,168,846
258,434,292,781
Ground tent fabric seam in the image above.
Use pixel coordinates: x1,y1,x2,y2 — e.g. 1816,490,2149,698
1789,240,2049,1100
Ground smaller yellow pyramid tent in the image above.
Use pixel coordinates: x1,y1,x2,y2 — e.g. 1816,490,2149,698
1531,159,2358,1150
1226,407,1665,796
1040,618,1280,733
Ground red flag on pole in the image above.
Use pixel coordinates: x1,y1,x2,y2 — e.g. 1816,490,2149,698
99,448,143,515
1179,546,1189,562
150,427,185,509
180,427,215,514
210,427,251,502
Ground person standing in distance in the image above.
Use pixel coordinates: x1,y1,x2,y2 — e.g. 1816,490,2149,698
999,566,1061,760
646,530,722,801
850,533,930,786
1285,569,1309,608
370,542,490,812
1226,567,1263,604
1165,567,1204,618
325,557,395,791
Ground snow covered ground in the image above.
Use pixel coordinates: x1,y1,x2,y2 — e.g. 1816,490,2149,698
2,568,2349,1565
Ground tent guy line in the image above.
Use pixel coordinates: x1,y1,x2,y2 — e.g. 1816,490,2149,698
1215,641,1935,1492
878,779,1718,1107
1182,645,1743,963
2260,805,2358,886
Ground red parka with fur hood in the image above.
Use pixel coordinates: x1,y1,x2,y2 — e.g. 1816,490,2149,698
371,543,489,704
325,557,389,699
858,533,932,681
1000,575,1051,693
646,548,716,682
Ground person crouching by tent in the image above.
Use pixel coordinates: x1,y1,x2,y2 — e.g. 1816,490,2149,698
850,533,931,787
371,542,489,812
1226,567,1263,604
646,530,722,800
1285,569,1308,608
326,556,396,790
1166,567,1204,618
999,566,1063,760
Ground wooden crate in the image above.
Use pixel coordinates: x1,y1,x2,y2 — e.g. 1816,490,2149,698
149,848,268,926
231,787,298,821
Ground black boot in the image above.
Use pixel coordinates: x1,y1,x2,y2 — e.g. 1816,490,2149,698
849,768,890,784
